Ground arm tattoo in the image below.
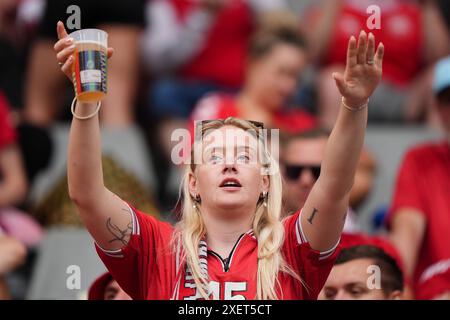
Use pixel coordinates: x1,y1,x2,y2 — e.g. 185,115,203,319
106,218,133,246
307,208,318,224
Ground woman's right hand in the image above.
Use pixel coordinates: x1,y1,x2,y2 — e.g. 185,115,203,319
53,21,114,82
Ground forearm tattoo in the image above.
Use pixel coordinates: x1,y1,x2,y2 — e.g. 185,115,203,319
307,208,318,224
106,218,133,246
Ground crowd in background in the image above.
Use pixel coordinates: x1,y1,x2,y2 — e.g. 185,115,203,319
1,0,450,300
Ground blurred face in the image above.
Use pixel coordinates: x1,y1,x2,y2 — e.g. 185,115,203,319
189,126,269,218
436,89,450,134
104,280,132,300
282,137,327,212
319,258,400,300
247,44,306,111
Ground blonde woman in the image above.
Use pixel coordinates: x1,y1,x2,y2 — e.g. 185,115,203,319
55,20,383,299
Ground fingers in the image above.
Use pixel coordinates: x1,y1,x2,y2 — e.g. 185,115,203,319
356,30,368,64
56,44,75,64
56,21,69,40
375,42,384,68
54,37,73,52
346,36,357,67
61,55,74,76
366,32,375,63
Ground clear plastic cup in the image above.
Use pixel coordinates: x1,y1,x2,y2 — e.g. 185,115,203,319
69,29,108,102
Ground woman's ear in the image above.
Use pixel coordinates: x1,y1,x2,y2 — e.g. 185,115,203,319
261,174,270,194
188,172,198,198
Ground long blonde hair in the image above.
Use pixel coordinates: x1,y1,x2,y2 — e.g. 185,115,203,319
173,117,300,300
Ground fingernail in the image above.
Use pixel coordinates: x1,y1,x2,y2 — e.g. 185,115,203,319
69,45,75,50
66,38,73,44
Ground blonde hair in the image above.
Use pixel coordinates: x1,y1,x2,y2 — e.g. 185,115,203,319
173,117,301,300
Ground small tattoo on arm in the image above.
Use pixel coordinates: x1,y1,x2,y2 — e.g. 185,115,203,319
106,218,133,246
307,208,318,224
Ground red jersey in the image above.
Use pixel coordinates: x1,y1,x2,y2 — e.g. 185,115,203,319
388,142,450,299
0,91,17,151
189,93,317,139
96,203,340,300
313,1,423,87
173,0,252,88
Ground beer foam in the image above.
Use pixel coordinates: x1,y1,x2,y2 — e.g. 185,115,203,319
74,40,107,48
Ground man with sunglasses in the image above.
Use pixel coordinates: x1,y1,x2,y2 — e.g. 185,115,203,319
388,56,450,300
281,129,361,233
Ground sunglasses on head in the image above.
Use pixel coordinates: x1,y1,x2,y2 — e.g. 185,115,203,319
195,119,265,140
284,164,321,181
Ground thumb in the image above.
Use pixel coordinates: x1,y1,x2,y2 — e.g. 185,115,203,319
332,72,347,96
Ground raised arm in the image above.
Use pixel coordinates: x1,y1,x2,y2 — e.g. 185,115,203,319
301,31,384,251
54,22,133,251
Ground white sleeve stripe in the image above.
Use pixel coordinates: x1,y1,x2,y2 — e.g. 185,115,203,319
297,208,341,257
296,209,307,244
125,202,140,236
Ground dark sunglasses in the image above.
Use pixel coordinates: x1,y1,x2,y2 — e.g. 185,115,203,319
284,164,321,181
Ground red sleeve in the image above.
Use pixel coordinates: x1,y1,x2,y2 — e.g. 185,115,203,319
388,149,427,225
0,91,17,150
282,210,341,300
95,202,174,300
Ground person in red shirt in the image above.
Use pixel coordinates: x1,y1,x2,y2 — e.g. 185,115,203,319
304,0,450,127
0,93,28,299
388,56,450,300
0,90,28,217
189,19,317,138
56,19,384,299
319,241,404,300
88,272,131,300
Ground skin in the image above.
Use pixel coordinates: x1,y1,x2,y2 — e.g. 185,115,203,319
104,280,132,300
0,235,26,300
319,258,402,300
188,126,270,257
59,16,384,292
282,137,327,213
237,44,306,127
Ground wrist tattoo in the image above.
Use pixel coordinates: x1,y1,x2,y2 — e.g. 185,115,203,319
307,208,318,224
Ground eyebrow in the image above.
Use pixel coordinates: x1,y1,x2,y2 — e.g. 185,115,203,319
203,145,256,154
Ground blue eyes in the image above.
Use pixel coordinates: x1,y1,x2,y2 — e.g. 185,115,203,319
207,153,250,164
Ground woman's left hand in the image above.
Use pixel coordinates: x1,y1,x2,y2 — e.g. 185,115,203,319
333,30,384,108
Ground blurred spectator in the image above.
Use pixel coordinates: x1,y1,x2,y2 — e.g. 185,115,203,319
0,229,27,300
318,244,404,300
304,0,450,128
0,90,28,209
143,0,288,155
88,272,131,300
23,0,145,127
190,15,316,138
388,56,450,299
280,128,376,233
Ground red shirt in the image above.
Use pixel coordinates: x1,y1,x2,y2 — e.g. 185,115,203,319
189,94,317,139
0,91,17,151
173,0,253,88
315,1,423,87
96,204,340,300
388,142,450,298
